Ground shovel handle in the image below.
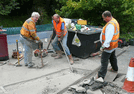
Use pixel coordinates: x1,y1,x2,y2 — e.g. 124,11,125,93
39,42,43,65
47,33,53,50
59,41,73,72
16,40,20,65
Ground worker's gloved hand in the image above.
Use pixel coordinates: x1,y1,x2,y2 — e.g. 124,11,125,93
38,39,43,43
58,38,61,41
34,40,43,43
100,46,105,52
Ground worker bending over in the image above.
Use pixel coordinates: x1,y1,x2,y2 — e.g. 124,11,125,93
51,14,74,64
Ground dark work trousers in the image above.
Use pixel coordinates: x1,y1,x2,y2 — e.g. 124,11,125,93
98,50,118,79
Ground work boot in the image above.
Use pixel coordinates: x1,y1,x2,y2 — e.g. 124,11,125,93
51,53,57,57
68,54,74,65
108,67,118,73
25,63,28,66
55,50,62,59
94,73,99,80
28,62,35,68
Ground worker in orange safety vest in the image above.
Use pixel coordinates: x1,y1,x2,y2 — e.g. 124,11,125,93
51,14,74,65
20,12,42,68
95,10,120,79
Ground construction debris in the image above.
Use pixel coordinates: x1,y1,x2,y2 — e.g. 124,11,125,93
68,77,107,94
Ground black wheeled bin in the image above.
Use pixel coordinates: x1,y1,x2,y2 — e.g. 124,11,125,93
67,28,102,59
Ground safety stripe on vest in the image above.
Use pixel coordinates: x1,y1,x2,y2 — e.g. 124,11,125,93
22,26,35,32
102,32,105,35
102,38,119,42
56,31,65,35
111,38,119,42
126,66,134,81
29,29,35,32
110,21,119,35
22,26,30,31
26,18,35,24
102,21,119,36
102,30,119,35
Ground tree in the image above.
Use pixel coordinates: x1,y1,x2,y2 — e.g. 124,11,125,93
0,0,19,15
55,0,134,33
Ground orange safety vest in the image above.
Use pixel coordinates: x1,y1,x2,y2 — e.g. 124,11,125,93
20,17,39,40
102,18,120,50
53,17,67,37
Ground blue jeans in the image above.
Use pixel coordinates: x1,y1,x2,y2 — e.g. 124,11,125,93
52,32,71,55
19,35,33,65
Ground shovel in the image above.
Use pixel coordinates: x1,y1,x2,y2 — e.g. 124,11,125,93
59,41,74,72
90,51,102,57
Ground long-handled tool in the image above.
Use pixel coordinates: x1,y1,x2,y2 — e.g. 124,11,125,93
90,40,102,57
59,41,74,72
47,33,53,50
15,40,22,67
46,33,56,53
39,42,44,67
90,51,102,57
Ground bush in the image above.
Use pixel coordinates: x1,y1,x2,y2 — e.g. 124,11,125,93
0,15,27,27
0,14,52,28
55,0,134,33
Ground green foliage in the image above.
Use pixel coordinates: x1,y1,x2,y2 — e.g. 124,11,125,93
120,32,134,41
55,0,134,33
17,0,30,5
0,15,27,27
0,14,52,27
0,0,19,15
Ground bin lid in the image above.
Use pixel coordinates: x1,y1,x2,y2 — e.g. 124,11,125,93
68,29,101,35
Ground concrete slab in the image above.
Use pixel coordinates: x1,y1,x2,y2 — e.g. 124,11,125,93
6,71,82,94
104,70,118,82
113,82,124,88
87,89,103,94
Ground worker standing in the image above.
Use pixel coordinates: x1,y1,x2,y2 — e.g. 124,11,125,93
96,11,120,79
51,14,74,65
20,12,42,68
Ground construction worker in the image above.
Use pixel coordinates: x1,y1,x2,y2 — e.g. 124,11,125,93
20,12,42,68
95,11,120,79
51,14,74,64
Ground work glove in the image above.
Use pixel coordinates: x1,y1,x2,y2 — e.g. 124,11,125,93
100,46,105,52
34,39,43,43
58,38,62,41
39,39,42,42
38,40,43,44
